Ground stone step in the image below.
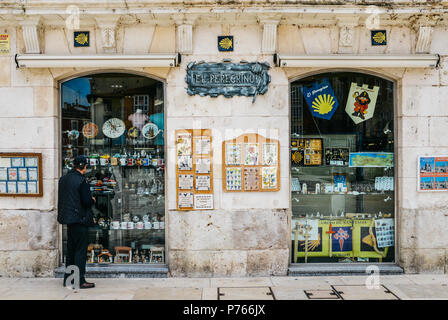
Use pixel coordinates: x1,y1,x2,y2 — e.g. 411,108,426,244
288,263,404,276
55,264,169,278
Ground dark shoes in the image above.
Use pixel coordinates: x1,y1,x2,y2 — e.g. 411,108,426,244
80,282,95,289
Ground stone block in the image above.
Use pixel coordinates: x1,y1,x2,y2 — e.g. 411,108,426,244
400,86,440,117
429,117,448,147
123,26,155,54
429,27,448,55
44,28,70,54
0,56,11,86
11,66,55,87
300,28,332,55
232,209,289,250
34,86,58,117
193,24,223,55
358,27,388,54
168,250,213,277
0,87,33,117
209,250,247,277
439,56,448,86
246,249,289,276
0,210,58,251
399,116,430,147
399,248,445,274
150,26,176,54
277,25,306,55
0,249,58,277
230,24,262,55
386,27,412,54
401,68,440,87
167,210,233,251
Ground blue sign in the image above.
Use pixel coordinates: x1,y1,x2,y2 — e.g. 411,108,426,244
74,31,90,47
218,36,233,52
371,30,387,46
303,79,339,120
332,227,352,252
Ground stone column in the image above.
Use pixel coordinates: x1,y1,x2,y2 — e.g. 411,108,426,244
260,18,280,54
19,16,42,54
176,17,196,55
415,25,434,53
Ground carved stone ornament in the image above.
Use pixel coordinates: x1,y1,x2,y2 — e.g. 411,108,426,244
185,61,271,103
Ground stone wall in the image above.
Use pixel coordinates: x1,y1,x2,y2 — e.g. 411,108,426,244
0,5,448,276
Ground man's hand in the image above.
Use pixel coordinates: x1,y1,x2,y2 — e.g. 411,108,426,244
92,197,96,203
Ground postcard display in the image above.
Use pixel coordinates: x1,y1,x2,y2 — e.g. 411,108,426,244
418,156,448,192
0,153,42,197
222,133,280,193
176,129,214,210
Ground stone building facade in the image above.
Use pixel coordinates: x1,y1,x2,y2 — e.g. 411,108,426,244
0,0,447,277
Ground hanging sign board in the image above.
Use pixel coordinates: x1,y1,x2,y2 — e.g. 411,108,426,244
303,79,339,120
185,61,270,102
345,83,379,124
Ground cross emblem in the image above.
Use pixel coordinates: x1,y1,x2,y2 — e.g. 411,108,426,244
333,228,350,251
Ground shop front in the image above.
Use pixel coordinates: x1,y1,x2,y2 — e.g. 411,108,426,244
1,1,448,277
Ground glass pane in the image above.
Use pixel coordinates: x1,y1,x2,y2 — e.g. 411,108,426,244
61,73,165,265
290,72,395,264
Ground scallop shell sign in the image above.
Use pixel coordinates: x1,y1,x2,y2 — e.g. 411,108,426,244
303,79,339,120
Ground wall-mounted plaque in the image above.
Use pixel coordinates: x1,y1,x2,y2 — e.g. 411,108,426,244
176,129,214,210
222,133,280,192
185,61,271,103
0,153,43,197
418,156,448,192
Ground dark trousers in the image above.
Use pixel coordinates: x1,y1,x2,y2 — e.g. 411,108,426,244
64,223,88,284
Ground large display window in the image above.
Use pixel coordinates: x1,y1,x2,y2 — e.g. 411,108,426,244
61,73,165,265
290,72,395,264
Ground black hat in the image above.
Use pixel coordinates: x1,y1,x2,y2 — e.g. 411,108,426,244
73,155,88,167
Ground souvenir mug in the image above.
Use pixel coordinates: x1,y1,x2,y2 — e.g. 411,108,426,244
120,222,128,230
100,158,109,166
127,222,134,229
159,222,165,229
152,159,158,166
127,158,135,166
111,157,118,166
144,222,152,229
120,157,127,166
89,158,98,166
111,221,120,229
136,222,144,230
143,158,150,166
153,221,160,229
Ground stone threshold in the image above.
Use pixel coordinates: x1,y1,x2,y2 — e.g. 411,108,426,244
55,264,169,278
288,263,404,276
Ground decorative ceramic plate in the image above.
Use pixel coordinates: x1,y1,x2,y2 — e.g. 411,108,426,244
82,123,98,139
142,122,160,140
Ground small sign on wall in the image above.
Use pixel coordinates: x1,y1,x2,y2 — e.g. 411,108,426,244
371,30,387,46
74,31,90,47
0,34,10,54
418,156,448,191
218,36,233,51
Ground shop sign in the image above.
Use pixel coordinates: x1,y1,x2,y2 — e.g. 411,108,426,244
74,31,90,47
371,30,387,46
185,61,270,102
0,34,10,54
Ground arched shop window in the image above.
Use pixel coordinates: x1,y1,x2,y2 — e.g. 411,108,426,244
61,73,165,265
290,72,395,264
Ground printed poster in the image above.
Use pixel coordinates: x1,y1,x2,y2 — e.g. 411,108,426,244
292,219,319,241
195,158,211,174
262,143,278,166
345,83,379,124
261,167,277,190
303,79,339,120
291,138,323,166
178,192,193,208
325,148,349,166
178,174,194,190
418,156,448,191
0,34,10,55
244,143,259,165
349,152,394,168
226,167,242,191
195,175,211,191
244,167,259,191
225,143,241,165
332,227,353,252
194,194,214,210
194,137,211,155
176,133,192,156
375,218,395,248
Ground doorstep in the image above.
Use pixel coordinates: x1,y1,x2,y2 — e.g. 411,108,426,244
54,264,169,278
288,263,404,276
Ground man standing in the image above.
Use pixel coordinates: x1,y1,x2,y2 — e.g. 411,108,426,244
57,155,96,289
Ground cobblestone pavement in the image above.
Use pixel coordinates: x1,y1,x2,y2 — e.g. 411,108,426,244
0,274,448,300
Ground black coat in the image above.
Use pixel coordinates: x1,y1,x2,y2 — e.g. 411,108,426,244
57,169,95,226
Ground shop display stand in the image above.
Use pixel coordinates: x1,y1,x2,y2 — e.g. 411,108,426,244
222,133,280,192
